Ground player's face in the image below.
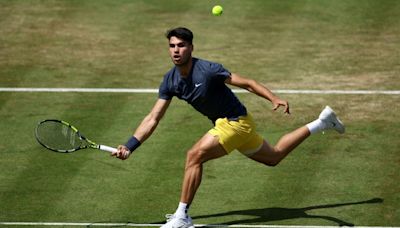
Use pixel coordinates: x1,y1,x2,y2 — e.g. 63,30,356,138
168,36,193,66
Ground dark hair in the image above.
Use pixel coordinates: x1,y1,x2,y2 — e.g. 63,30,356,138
165,27,193,44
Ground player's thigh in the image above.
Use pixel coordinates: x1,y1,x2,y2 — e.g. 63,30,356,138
247,140,280,166
187,133,227,164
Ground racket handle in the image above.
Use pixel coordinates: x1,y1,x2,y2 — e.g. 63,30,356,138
99,145,118,153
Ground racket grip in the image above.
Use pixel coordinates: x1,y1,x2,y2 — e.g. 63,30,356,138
99,145,118,153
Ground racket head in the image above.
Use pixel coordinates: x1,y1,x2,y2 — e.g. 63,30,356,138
35,119,87,153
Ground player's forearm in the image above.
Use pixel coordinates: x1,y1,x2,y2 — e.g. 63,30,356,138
119,116,157,156
228,73,280,103
247,80,279,103
133,113,160,143
132,99,169,143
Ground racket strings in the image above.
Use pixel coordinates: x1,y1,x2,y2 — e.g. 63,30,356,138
36,121,82,151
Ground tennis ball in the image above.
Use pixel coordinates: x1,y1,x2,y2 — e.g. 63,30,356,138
212,5,223,16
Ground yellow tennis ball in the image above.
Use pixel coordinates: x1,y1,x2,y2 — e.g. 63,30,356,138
212,5,223,16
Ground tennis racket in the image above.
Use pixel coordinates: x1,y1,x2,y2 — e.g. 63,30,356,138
35,119,117,153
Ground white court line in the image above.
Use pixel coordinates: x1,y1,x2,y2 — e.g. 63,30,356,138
0,222,398,228
0,87,399,95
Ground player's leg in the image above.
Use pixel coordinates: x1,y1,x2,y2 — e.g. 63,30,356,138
248,106,345,166
181,133,227,205
248,126,310,166
161,133,226,228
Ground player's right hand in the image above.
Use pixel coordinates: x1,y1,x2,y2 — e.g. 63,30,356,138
111,145,131,160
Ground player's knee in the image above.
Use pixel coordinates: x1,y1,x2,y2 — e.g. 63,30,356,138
186,148,206,167
249,153,281,167
254,148,283,167
264,159,280,167
271,147,287,165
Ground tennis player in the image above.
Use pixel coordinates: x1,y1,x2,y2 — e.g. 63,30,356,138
112,27,345,228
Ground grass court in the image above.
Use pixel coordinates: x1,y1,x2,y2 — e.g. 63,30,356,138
0,0,399,227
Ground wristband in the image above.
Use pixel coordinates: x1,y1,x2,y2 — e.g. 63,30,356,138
124,136,141,152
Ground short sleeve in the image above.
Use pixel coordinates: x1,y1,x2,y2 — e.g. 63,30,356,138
158,75,173,100
210,62,231,81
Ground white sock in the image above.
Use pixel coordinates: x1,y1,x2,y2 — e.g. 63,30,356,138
306,119,327,134
174,202,189,219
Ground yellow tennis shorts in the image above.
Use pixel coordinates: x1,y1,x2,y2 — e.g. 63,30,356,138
208,113,264,156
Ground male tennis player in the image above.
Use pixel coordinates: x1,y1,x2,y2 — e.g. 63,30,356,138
112,27,345,228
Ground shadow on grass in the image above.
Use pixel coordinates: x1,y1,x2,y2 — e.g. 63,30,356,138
188,198,383,227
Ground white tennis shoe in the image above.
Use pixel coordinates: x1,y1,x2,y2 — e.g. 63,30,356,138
160,214,194,228
318,106,345,134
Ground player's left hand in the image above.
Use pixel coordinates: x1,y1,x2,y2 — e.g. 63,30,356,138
272,98,290,114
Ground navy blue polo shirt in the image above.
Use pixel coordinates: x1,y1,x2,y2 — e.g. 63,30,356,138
159,58,247,123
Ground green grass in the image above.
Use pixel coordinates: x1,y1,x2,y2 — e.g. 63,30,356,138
1,0,399,89
0,0,399,226
0,93,398,226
